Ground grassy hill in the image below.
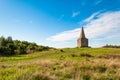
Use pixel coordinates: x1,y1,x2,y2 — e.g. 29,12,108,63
0,48,120,80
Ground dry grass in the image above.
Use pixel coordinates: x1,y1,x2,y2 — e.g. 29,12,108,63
0,48,120,80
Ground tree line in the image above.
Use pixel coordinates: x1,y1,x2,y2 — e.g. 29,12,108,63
102,44,120,48
0,36,50,56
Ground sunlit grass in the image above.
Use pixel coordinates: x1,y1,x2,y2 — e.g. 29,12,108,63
0,48,120,80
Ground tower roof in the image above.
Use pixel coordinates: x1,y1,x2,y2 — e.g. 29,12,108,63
80,27,86,38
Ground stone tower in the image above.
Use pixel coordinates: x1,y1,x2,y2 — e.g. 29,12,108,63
77,27,88,48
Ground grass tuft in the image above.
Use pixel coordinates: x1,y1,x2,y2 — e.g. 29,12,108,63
0,48,120,80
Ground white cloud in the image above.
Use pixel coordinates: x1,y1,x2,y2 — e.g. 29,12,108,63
47,28,80,42
72,11,80,17
47,11,120,47
95,0,103,5
83,11,101,23
85,11,120,38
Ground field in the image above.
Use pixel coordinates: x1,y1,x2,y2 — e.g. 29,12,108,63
0,48,120,80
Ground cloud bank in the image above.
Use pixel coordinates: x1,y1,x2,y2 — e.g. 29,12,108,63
47,10,120,47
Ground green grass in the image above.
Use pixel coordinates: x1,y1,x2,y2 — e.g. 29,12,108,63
0,48,120,80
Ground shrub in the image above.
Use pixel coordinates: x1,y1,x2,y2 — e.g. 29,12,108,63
62,73,72,79
71,54,78,57
80,53,93,57
31,74,51,80
103,44,120,48
60,49,64,52
82,74,91,80
97,66,107,73
0,36,51,56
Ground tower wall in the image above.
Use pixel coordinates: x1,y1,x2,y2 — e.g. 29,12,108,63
77,27,88,48
77,38,88,47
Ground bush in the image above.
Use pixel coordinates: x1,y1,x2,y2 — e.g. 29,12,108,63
60,49,64,52
97,66,107,73
0,36,51,56
80,53,93,57
103,44,120,48
82,74,91,80
71,54,78,57
62,73,72,79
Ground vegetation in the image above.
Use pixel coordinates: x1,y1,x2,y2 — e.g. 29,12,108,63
0,48,120,80
103,44,120,48
0,36,50,56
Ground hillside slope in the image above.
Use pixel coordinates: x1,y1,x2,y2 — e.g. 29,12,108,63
0,48,120,80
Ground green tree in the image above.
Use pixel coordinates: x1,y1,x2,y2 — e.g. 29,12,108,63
0,36,6,47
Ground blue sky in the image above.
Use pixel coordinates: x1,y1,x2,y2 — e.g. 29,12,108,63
0,0,120,48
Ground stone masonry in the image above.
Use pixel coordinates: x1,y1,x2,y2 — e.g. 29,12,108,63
77,27,88,48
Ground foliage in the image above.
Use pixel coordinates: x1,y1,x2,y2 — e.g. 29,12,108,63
103,44,120,48
0,36,50,56
80,53,93,57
